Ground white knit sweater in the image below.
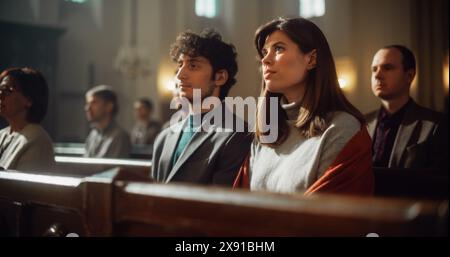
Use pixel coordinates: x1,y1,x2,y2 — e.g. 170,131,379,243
250,105,361,194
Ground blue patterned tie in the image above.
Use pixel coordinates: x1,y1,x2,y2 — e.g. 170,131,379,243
171,115,195,168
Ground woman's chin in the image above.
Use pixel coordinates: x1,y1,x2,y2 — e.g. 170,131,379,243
266,86,282,94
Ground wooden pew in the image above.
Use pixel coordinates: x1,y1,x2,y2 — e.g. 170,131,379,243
53,142,153,159
1,170,447,236
53,142,85,157
53,156,152,177
0,171,106,236
0,169,152,236
113,182,448,236
373,167,449,200
129,144,153,159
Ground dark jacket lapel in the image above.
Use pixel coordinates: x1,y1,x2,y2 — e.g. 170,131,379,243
366,110,379,138
159,120,185,180
388,101,420,167
165,103,228,182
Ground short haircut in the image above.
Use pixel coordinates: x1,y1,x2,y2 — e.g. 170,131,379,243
86,85,119,116
136,97,153,110
0,67,49,123
169,28,238,100
383,45,416,71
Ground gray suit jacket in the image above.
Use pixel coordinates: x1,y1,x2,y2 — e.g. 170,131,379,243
84,121,131,158
152,104,252,186
0,124,55,171
366,99,448,169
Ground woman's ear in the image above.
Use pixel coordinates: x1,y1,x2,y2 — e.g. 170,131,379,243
307,49,317,70
214,69,229,87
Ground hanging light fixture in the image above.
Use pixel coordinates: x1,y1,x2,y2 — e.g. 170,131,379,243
114,0,151,79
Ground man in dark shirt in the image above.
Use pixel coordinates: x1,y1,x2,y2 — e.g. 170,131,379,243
371,99,411,167
365,45,448,169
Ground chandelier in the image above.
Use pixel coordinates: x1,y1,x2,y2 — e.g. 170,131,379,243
113,0,151,79
114,45,151,79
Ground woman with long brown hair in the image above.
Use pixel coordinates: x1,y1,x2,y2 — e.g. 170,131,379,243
235,17,373,195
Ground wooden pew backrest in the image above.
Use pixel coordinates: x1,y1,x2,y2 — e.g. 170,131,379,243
113,182,448,236
0,171,114,236
53,156,152,177
53,143,153,159
1,171,447,237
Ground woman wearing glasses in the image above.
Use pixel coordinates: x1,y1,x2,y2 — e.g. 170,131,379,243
0,67,55,171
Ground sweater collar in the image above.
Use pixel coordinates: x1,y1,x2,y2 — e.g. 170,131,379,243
280,96,303,121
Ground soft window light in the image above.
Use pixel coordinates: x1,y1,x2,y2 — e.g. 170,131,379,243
299,0,325,19
65,0,87,3
195,0,217,18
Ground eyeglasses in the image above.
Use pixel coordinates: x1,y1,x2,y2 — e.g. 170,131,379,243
0,86,16,97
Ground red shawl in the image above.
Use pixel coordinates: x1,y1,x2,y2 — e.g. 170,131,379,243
232,154,250,188
233,127,374,196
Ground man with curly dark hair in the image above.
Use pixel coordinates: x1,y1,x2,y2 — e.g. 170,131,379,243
151,29,251,186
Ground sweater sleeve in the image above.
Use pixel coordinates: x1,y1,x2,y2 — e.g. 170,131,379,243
315,113,361,181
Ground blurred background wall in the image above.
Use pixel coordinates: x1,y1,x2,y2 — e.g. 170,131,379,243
0,0,448,142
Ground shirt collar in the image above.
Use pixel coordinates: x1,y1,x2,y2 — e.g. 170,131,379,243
378,98,412,123
92,120,116,134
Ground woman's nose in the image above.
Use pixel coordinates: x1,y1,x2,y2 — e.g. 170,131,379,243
261,52,273,66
